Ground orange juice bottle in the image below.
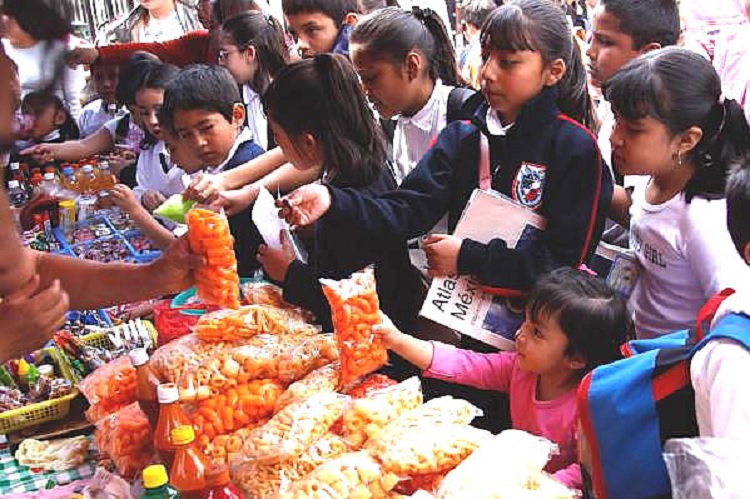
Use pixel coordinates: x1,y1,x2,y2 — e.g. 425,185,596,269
170,425,208,498
154,383,191,470
97,161,117,191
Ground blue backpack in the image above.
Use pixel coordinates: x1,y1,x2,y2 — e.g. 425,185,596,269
578,289,750,499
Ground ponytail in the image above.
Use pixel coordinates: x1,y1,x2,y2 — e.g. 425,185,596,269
350,6,467,88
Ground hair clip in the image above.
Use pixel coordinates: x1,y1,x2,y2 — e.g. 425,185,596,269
411,6,434,22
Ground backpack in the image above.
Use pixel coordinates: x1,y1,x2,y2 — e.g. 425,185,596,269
578,289,750,499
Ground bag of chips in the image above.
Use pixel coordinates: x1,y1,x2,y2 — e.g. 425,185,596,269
78,356,136,423
275,362,341,412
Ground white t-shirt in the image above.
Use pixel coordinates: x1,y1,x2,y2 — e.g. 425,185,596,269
2,38,86,119
131,10,188,43
629,190,750,338
691,290,750,439
243,84,269,151
78,99,122,138
392,81,453,185
133,140,191,202
102,115,146,152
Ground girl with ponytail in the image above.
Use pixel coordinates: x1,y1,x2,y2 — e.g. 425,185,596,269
606,47,750,338
256,54,423,335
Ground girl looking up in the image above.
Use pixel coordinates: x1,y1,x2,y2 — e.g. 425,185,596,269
219,11,289,150
606,47,750,338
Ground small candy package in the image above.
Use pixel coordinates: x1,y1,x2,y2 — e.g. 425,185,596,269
78,356,136,423
186,207,241,309
275,362,341,412
321,269,388,385
275,450,399,499
95,402,156,479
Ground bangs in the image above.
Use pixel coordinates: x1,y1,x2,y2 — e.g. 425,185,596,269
480,5,537,54
604,59,669,124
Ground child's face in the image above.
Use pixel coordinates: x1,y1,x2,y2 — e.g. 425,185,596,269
286,11,340,58
351,45,414,120
92,65,120,105
270,119,324,172
28,105,66,140
162,128,205,173
218,35,257,85
480,49,564,123
135,87,165,141
586,6,641,88
172,105,245,167
514,312,580,376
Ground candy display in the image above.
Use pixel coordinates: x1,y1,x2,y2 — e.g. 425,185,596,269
73,236,132,262
186,208,241,309
78,356,136,423
95,402,156,479
125,232,156,253
321,269,388,385
0,353,74,415
62,310,112,337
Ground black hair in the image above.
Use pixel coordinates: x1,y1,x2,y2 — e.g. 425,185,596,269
2,0,72,42
727,156,750,256
135,62,180,148
263,54,386,187
458,0,498,28
281,0,358,24
350,6,467,88
161,64,242,134
481,0,596,130
357,0,387,15
222,11,289,95
527,267,632,376
115,52,162,106
213,0,262,27
599,0,680,49
604,48,750,203
21,90,80,140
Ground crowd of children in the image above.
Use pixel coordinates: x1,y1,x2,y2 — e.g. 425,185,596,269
3,0,750,496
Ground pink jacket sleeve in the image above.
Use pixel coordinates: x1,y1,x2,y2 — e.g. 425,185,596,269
423,342,515,392
553,463,582,491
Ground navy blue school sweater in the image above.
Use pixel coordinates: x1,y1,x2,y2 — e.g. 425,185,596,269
282,167,423,333
322,87,613,293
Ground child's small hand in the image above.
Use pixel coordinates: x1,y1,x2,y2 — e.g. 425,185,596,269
256,230,296,283
183,173,226,204
423,234,462,277
110,184,140,214
217,186,259,216
277,184,331,227
20,144,56,163
372,314,401,349
142,190,167,212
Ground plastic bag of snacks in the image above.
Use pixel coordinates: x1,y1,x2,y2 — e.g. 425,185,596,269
186,207,241,309
436,430,574,499
321,269,388,385
379,396,482,435
368,423,491,476
393,471,449,496
200,419,269,465
233,432,350,499
344,374,398,399
237,392,349,464
194,305,312,342
275,362,341,412
78,356,136,423
241,282,289,308
95,402,156,479
276,451,399,499
340,376,423,448
191,379,284,442
277,334,339,383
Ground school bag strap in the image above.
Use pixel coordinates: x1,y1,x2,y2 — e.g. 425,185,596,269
695,288,736,341
446,87,476,123
478,132,491,190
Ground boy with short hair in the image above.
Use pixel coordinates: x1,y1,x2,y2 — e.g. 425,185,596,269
282,0,359,58
78,62,123,138
691,158,750,440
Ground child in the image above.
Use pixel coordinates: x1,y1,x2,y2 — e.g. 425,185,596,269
78,62,123,138
257,54,423,333
605,47,750,338
375,267,632,490
456,0,498,90
161,64,265,276
282,0,359,58
691,157,750,440
19,91,80,145
219,11,289,150
350,6,472,184
280,0,609,296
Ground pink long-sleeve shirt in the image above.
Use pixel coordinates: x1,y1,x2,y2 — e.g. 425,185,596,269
423,342,581,489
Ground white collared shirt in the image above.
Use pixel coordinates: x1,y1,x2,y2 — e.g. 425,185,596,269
206,127,256,174
243,84,269,151
486,108,514,137
133,140,191,201
392,81,454,184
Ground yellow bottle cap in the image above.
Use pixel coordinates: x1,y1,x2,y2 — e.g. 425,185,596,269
170,425,195,446
143,464,169,489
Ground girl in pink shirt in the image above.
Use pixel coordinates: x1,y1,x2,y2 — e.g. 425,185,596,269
375,268,632,491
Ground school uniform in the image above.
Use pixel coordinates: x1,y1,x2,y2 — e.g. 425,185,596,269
133,140,190,202
322,87,613,293
242,84,271,151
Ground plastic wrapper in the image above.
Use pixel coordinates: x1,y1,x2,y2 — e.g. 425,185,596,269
275,362,341,412
199,419,269,465
15,436,90,471
237,392,349,464
377,396,482,437
664,437,747,499
368,423,491,476
344,374,398,399
234,432,351,499
154,194,196,224
276,450,399,499
78,356,136,423
191,379,284,443
321,269,388,385
195,305,314,342
94,402,156,479
187,207,241,309
393,472,449,496
0,386,28,412
436,429,574,499
341,376,423,448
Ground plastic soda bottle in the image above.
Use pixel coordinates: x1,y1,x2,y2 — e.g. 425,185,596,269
129,348,160,429
143,464,181,499
170,425,208,498
200,463,241,499
154,384,191,470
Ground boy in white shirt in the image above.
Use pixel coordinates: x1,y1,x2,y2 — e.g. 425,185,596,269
691,159,750,439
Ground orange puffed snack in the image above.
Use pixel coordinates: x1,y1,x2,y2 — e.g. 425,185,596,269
95,402,155,479
321,269,388,385
191,380,284,442
79,356,137,423
195,305,298,342
186,208,241,309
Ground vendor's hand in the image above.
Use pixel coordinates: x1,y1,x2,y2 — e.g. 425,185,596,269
149,236,205,295
257,230,295,283
110,184,140,214
183,173,227,204
217,185,260,216
142,190,167,212
423,234,462,278
66,46,100,67
277,184,331,227
20,143,56,163
0,275,69,358
371,314,402,349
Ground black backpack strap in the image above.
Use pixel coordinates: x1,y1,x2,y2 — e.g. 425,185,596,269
446,87,478,123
